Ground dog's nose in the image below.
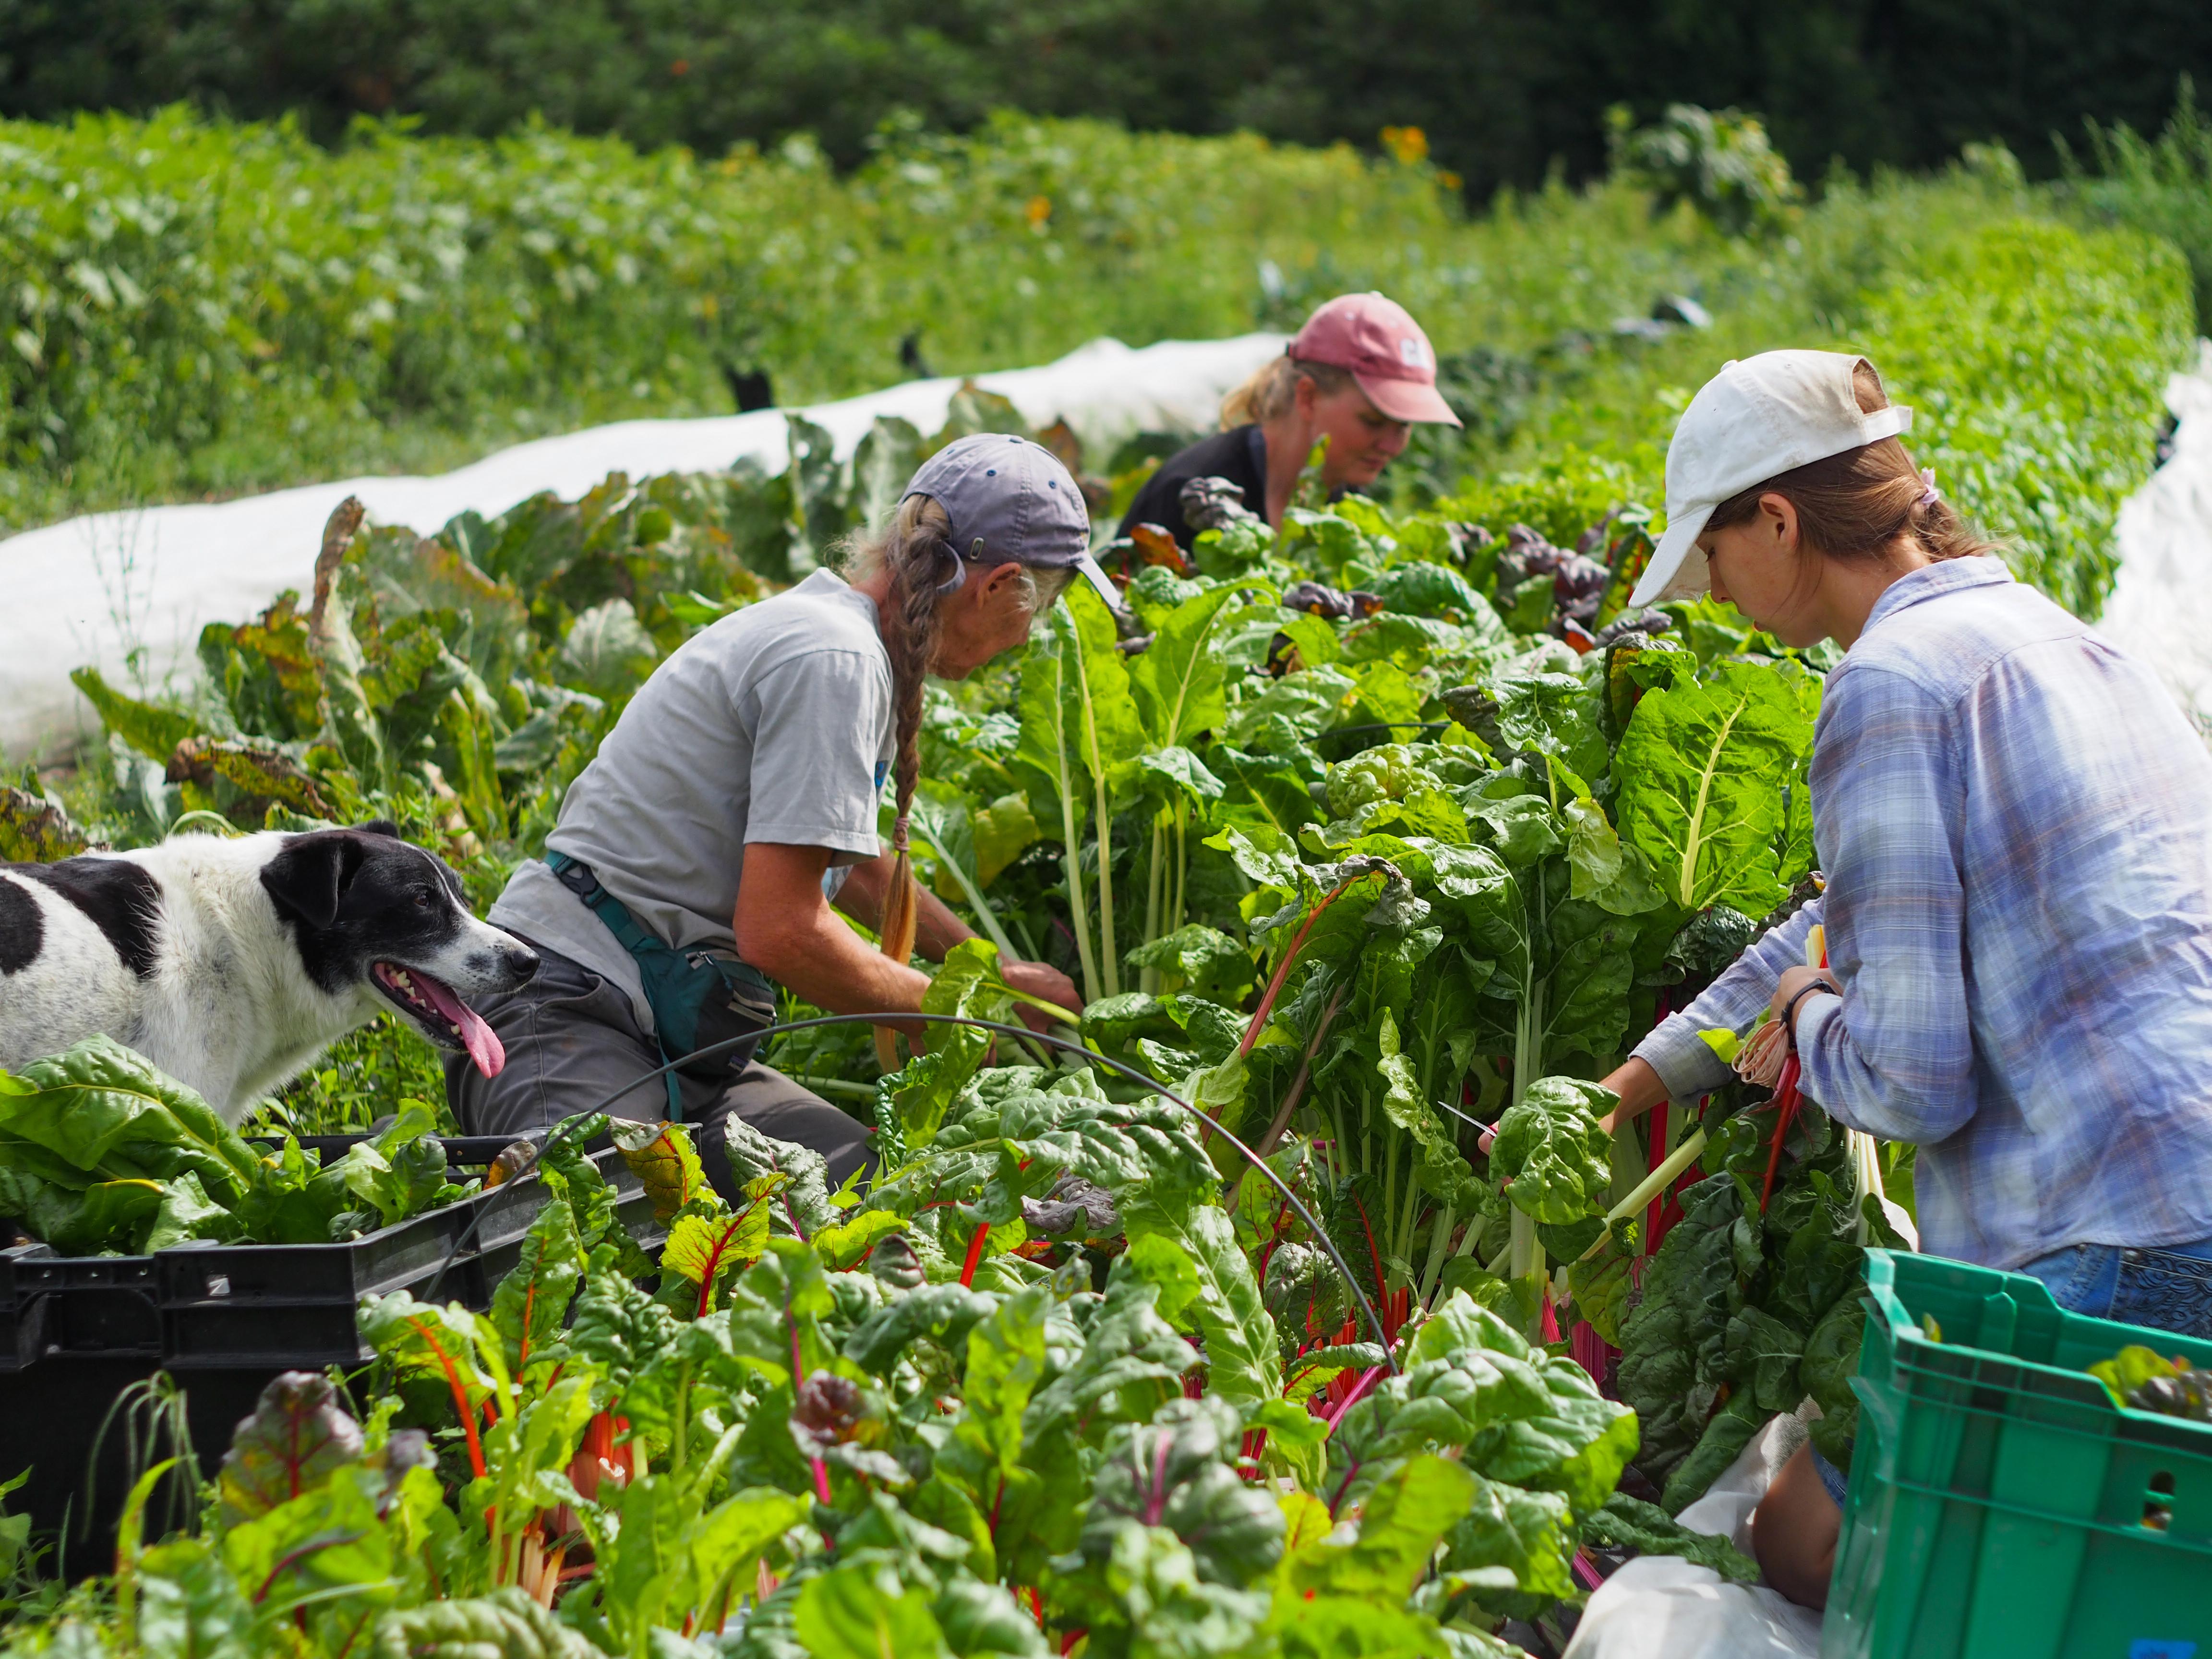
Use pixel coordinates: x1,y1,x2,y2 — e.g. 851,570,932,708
505,944,540,982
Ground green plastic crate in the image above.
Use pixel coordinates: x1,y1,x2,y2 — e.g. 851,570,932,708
1823,1248,2212,1659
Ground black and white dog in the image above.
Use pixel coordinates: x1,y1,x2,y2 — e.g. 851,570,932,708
0,822,537,1120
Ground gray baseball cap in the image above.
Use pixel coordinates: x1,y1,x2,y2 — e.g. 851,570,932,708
901,432,1120,610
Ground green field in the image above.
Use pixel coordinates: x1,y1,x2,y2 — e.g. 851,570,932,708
0,93,2206,1656
0,106,2194,621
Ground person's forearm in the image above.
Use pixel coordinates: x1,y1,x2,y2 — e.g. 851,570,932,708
1595,1057,1670,1132
829,848,893,932
1631,901,1823,1106
746,896,933,1023
738,843,932,1029
911,882,978,961
830,848,977,963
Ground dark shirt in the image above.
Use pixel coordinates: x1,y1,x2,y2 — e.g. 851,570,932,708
1118,424,1270,549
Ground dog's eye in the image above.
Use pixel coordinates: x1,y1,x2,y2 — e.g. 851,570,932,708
413,888,435,908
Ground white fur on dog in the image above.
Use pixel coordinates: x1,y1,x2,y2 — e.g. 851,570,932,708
0,832,525,1119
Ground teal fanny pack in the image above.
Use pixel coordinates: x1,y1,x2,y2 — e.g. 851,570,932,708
546,853,778,1118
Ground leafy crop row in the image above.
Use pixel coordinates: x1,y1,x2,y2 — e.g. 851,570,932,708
2,1073,1755,1658
0,1045,467,1252
0,192,2188,1646
0,106,2185,625
8,421,1910,1652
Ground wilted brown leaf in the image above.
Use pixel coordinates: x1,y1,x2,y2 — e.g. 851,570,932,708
609,1118,709,1221
0,785,98,862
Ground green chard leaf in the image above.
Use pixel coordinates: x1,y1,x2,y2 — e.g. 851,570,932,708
1612,662,1813,916
1490,1077,1614,1226
1128,583,1249,748
371,1587,604,1659
880,938,1017,1148
488,1196,585,1373
0,1035,261,1204
1582,1492,1760,1583
217,1370,366,1526
1118,1204,1283,1411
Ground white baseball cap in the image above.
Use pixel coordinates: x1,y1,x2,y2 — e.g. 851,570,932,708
1629,350,1913,608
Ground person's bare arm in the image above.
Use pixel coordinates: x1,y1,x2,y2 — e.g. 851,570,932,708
831,847,975,960
735,843,930,1031
1752,1443,1841,1610
1595,1055,1670,1134
1575,975,1834,1138
831,846,1082,1031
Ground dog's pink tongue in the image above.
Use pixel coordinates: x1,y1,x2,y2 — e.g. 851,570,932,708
416,973,505,1077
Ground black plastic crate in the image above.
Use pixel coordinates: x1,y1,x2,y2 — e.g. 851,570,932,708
2,1358,277,1579
0,1247,163,1364
1,1139,661,1559
0,1242,57,1368
1,1140,649,1371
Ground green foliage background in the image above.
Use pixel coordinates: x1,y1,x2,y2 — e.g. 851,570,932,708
7,0,2211,200
0,106,2192,632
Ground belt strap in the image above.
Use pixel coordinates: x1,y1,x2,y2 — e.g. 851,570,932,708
545,852,685,1123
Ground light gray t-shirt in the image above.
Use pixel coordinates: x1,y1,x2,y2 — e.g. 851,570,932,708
491,569,894,1032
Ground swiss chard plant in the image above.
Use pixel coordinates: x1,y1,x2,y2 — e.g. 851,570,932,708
16,442,1916,1650
0,1037,470,1253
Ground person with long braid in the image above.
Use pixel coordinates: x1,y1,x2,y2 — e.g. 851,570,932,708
449,435,1099,1194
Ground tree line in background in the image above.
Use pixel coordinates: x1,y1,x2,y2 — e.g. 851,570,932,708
4,0,2209,196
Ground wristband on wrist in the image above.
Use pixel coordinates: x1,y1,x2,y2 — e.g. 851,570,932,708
1780,980,1833,1051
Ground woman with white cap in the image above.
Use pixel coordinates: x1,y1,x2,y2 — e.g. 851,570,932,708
451,434,1102,1193
1592,350,2212,1605
1119,292,1463,547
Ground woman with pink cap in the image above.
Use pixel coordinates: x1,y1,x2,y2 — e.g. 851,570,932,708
1118,292,1463,546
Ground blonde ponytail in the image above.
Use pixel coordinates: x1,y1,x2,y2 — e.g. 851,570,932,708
1219,355,1355,429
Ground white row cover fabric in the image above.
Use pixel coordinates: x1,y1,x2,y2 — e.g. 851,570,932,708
2094,338,2212,728
0,332,1282,762
1561,1409,1824,1659
12,331,2209,768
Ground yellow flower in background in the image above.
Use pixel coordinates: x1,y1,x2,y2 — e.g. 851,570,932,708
1381,125,1428,166
1024,194,1052,228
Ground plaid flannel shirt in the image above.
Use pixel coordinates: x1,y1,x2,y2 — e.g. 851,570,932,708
1634,557,2212,1269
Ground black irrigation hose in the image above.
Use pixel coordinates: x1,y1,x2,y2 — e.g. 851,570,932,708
421,1109,605,1302
421,1010,1400,1372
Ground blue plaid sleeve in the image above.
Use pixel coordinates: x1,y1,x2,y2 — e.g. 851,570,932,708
1634,901,1825,1102
1794,662,1977,1142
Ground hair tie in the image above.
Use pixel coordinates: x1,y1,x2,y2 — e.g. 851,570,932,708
892,814,911,854
1916,467,1940,508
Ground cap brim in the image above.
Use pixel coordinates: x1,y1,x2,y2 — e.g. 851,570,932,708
1628,503,1717,609
1069,551,1125,613
1354,371,1462,428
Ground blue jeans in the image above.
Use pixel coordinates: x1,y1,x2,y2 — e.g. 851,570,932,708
2015,1235,2212,1340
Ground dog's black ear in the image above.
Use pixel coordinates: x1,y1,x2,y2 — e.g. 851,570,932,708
353,819,401,840
261,832,368,930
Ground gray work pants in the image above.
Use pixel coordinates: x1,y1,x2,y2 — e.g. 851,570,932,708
444,938,876,1195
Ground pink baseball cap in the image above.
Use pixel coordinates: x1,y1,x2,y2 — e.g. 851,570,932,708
1289,292,1462,428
